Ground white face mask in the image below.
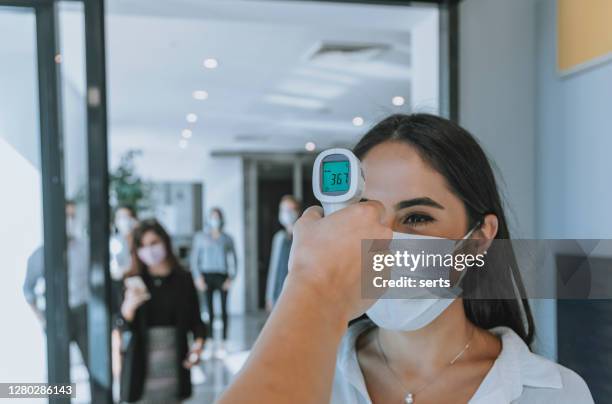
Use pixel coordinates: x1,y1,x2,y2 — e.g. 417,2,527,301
209,216,221,230
366,226,479,331
279,209,298,227
66,216,79,238
137,243,167,267
115,216,136,236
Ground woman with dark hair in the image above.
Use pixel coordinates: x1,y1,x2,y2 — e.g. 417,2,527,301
217,114,592,404
190,207,237,354
119,219,206,403
326,114,592,403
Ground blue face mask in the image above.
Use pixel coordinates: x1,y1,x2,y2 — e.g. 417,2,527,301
209,217,221,230
366,226,480,331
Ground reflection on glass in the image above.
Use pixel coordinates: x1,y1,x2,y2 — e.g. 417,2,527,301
0,6,47,386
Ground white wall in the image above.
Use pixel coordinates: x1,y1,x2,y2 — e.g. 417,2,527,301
459,0,537,239
459,0,560,359
411,9,439,114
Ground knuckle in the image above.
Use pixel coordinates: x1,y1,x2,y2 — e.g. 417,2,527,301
357,202,378,218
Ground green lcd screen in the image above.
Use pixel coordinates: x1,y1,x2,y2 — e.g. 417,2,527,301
322,160,350,193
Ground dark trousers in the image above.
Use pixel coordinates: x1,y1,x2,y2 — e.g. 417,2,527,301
202,273,229,340
69,304,89,368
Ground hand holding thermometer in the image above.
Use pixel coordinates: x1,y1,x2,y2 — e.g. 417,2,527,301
312,148,365,216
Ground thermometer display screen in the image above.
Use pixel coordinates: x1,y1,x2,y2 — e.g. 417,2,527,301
322,160,350,193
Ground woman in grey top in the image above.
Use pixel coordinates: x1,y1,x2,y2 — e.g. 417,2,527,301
191,207,237,350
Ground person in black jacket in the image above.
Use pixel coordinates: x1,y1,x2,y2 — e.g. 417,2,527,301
118,219,207,403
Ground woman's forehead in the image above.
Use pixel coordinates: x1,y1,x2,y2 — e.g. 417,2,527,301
142,230,160,242
361,141,448,206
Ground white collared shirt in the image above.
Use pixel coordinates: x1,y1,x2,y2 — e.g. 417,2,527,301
331,321,594,404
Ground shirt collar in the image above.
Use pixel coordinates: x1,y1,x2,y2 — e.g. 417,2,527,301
337,320,376,399
337,322,563,404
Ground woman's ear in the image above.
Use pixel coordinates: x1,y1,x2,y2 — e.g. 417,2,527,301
480,214,498,240
471,214,498,253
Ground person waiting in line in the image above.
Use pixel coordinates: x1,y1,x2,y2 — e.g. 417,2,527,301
217,114,593,404
265,195,301,310
23,200,92,392
118,219,206,404
110,205,139,283
190,207,237,356
109,205,139,378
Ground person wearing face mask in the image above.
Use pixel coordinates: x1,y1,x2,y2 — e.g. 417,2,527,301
265,195,301,311
23,200,92,393
118,219,206,403
217,114,593,404
190,207,237,353
111,206,139,280
110,206,139,378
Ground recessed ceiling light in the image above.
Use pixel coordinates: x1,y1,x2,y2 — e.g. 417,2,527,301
181,129,193,139
186,113,198,123
305,141,316,152
392,96,405,106
179,139,188,149
352,116,364,127
203,58,218,69
193,90,208,100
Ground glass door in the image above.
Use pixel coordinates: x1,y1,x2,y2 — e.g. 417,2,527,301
0,5,48,391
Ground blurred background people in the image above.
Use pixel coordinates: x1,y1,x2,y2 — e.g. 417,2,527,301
110,205,139,381
22,200,91,382
265,195,301,310
110,205,139,281
111,205,139,317
118,219,206,404
190,207,237,356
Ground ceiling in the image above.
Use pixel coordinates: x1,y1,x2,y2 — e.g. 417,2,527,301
102,0,438,154
0,0,439,163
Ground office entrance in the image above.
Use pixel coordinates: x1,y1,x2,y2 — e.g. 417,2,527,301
0,0,457,402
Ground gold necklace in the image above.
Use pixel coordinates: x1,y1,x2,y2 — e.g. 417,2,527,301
375,327,475,404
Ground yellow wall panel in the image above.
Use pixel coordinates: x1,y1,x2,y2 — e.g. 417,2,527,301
558,0,612,73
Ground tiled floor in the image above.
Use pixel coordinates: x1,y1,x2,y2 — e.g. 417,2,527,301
187,313,267,403
70,312,267,403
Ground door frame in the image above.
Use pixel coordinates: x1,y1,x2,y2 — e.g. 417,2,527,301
0,0,459,401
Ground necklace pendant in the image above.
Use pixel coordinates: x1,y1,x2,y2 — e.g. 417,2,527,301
404,393,414,404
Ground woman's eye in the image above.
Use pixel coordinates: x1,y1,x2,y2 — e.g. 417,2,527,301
402,214,434,226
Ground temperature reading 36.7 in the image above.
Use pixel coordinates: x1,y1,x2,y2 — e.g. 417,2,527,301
322,161,351,193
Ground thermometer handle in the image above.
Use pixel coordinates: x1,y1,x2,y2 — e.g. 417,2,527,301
322,203,348,217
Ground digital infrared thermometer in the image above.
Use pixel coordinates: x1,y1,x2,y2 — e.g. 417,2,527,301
312,148,364,216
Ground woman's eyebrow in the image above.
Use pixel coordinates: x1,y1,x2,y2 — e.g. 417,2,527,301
395,197,444,210
359,197,444,210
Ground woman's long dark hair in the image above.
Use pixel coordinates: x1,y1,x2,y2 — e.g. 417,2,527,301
126,219,181,279
353,113,535,346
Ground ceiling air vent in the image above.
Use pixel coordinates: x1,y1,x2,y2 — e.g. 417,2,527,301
234,134,270,142
307,41,390,62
